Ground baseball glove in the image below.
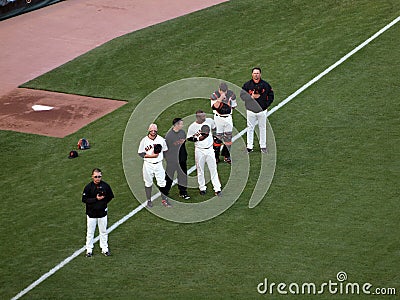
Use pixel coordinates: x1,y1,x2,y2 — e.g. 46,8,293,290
153,144,162,154
200,124,210,137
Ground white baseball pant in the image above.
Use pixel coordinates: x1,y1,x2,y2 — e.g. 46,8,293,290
86,215,108,253
195,147,221,192
246,109,268,149
214,114,233,134
143,161,166,188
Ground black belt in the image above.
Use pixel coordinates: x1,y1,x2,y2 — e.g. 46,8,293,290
146,161,161,164
248,109,267,113
198,146,212,149
215,114,230,118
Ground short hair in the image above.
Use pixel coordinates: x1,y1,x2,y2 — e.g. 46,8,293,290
92,168,102,175
252,67,262,73
172,118,182,125
196,110,204,114
219,82,228,92
148,123,158,132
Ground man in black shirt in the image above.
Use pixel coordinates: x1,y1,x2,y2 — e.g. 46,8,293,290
240,67,274,153
164,118,190,200
82,168,114,257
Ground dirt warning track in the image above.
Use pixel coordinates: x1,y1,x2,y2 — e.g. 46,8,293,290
0,0,228,137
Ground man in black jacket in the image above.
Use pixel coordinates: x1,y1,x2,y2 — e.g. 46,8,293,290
82,168,114,257
240,67,274,153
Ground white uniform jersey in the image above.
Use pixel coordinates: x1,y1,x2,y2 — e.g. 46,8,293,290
187,118,215,149
138,135,168,163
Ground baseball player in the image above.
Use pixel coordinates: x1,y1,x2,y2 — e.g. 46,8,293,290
210,82,237,164
240,67,274,153
138,123,171,208
82,168,114,257
187,110,222,196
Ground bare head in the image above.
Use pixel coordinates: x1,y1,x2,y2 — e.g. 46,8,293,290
252,67,262,83
148,123,158,139
91,168,102,184
172,118,183,131
195,110,206,124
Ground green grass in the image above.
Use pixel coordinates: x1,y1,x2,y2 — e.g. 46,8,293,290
1,0,399,299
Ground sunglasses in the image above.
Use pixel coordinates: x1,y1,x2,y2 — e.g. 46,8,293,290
93,175,102,178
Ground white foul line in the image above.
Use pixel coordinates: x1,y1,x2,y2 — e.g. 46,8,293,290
268,16,400,116
11,15,400,300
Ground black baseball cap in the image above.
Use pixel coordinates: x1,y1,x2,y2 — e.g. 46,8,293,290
68,150,78,159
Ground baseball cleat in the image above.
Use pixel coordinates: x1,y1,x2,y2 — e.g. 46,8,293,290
215,191,222,197
146,200,153,208
180,194,191,200
85,252,93,258
246,148,253,153
199,190,207,196
162,199,172,207
261,148,268,154
102,251,111,257
223,157,232,164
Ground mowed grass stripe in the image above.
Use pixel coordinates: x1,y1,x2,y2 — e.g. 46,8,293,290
10,14,400,300
2,1,399,299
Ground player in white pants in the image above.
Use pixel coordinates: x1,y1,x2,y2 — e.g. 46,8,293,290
240,67,274,153
210,82,237,163
82,168,114,257
138,123,171,208
187,110,222,196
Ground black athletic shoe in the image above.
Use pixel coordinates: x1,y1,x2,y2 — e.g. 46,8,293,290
247,148,253,153
199,190,206,196
224,157,232,164
215,191,222,197
85,252,93,258
180,194,191,200
102,251,111,257
147,200,153,208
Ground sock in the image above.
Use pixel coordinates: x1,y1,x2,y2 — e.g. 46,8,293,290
145,186,152,200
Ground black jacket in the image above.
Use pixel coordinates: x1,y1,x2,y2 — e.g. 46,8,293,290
240,79,274,113
82,181,114,218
